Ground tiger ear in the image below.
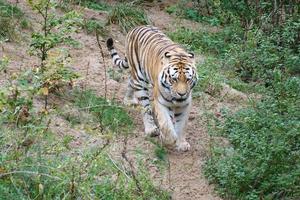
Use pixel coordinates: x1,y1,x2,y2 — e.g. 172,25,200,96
188,52,194,58
164,52,171,58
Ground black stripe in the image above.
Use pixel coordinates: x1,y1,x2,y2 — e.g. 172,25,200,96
161,81,170,90
135,87,148,91
159,89,172,103
129,81,148,91
114,57,120,63
139,96,149,101
137,74,145,82
139,29,152,43
175,113,182,117
121,61,129,69
141,33,159,50
158,44,179,56
111,52,117,58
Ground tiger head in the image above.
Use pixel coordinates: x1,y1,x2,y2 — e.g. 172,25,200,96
160,51,198,100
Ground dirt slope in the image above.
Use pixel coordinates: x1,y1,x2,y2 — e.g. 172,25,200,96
0,1,249,199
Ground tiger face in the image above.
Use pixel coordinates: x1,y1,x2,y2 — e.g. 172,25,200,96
160,52,198,100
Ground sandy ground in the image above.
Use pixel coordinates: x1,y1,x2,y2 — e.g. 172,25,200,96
0,1,249,199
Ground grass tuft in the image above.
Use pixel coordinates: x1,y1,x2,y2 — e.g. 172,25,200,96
108,3,150,33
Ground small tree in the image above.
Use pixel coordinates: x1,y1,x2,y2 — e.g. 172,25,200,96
28,0,82,69
27,0,82,109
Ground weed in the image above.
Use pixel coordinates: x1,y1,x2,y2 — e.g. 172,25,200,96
108,3,150,33
82,18,107,35
194,56,224,97
59,0,111,12
84,0,111,11
71,89,133,134
0,0,29,41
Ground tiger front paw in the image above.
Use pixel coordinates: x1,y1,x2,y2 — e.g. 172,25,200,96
176,140,191,152
145,125,160,137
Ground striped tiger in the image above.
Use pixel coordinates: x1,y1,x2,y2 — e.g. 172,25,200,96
106,25,198,151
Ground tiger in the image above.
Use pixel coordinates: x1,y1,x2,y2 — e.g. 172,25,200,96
106,25,198,151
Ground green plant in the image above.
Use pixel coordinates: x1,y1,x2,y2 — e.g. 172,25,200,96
165,3,221,26
108,3,150,33
168,26,240,55
59,0,111,11
0,0,29,41
84,0,111,11
205,74,300,200
82,18,107,35
0,123,169,199
72,89,133,134
194,56,224,96
28,0,82,68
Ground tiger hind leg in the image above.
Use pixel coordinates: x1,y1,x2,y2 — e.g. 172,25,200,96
123,80,139,106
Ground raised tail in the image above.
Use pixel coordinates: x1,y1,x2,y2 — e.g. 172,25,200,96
106,38,129,69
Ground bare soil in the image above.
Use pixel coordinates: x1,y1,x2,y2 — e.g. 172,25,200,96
0,1,249,199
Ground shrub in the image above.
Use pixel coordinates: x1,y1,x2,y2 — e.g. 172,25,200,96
205,75,300,200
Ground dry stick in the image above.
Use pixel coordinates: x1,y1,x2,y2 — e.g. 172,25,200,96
121,136,145,199
95,30,107,100
0,171,61,180
84,61,90,90
167,156,172,191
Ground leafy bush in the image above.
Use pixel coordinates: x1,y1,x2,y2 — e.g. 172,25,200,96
108,3,150,33
205,75,300,200
165,4,221,26
226,18,300,82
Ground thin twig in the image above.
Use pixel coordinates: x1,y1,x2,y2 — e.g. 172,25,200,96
121,136,145,199
0,171,62,180
107,153,131,180
95,30,107,100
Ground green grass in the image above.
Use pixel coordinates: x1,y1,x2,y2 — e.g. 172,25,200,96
71,89,133,134
108,3,150,33
165,4,221,26
58,0,111,12
0,124,169,199
84,1,111,11
0,0,29,41
82,18,107,35
0,84,169,199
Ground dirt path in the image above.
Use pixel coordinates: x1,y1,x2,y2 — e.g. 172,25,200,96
0,1,250,199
